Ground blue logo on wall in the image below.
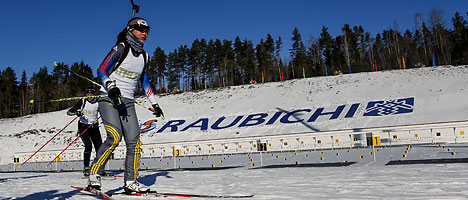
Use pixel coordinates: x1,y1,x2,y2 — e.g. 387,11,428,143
153,97,415,133
364,97,414,116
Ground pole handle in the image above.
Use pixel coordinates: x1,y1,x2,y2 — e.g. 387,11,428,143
130,0,139,18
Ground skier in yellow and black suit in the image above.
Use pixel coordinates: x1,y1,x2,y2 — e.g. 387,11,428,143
67,88,102,176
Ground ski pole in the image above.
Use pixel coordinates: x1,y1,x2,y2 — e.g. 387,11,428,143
20,116,79,167
135,101,165,120
47,116,102,167
29,95,107,104
54,62,102,88
54,62,164,119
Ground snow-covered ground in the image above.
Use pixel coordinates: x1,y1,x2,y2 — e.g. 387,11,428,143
1,65,468,199
1,163,468,199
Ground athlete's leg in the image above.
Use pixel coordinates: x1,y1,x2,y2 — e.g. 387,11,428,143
89,124,103,154
89,97,123,176
121,98,142,182
79,122,93,168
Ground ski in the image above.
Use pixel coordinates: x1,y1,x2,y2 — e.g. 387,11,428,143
71,186,114,200
158,192,254,198
110,190,254,198
81,175,123,180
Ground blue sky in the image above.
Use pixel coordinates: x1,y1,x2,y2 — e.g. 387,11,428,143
1,0,467,80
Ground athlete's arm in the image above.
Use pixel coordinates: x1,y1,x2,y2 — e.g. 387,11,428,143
97,43,125,89
67,100,83,116
139,64,158,105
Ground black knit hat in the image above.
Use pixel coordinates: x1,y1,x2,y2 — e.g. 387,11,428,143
86,87,95,94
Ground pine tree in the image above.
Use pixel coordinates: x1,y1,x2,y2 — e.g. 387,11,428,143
205,39,215,87
30,67,52,114
342,24,353,74
188,39,203,90
263,34,275,82
429,8,452,65
415,13,430,65
0,67,19,118
199,39,208,88
451,12,468,65
290,27,307,78
306,35,322,77
52,62,70,110
19,70,29,117
221,39,235,86
166,50,180,91
401,30,417,68
373,33,386,70
256,39,267,82
149,47,167,92
67,61,94,97
319,26,334,76
275,37,283,81
244,39,257,82
177,45,189,91
214,39,224,87
233,37,245,84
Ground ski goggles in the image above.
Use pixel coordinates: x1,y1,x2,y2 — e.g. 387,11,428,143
129,24,150,33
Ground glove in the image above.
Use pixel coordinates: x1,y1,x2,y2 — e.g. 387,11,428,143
67,110,75,116
107,83,127,114
108,85,121,102
67,109,81,117
75,110,82,117
152,104,164,118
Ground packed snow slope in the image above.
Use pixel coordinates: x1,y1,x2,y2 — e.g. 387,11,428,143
1,65,467,165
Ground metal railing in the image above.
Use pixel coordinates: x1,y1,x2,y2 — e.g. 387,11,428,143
12,120,468,164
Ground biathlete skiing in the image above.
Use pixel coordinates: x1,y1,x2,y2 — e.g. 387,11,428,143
67,87,103,177
87,17,164,194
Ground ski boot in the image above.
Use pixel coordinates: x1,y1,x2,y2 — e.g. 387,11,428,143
123,180,150,194
83,167,90,177
87,174,101,190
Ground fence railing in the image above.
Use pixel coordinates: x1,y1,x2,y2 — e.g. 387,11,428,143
12,120,468,164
